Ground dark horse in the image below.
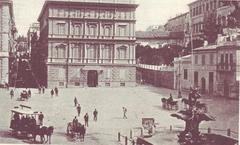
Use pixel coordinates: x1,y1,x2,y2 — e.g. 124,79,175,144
161,98,178,110
76,125,86,142
31,126,54,144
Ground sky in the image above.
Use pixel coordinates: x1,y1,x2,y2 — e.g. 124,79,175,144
12,0,194,36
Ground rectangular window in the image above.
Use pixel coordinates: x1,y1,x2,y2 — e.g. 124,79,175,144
225,54,229,64
75,82,80,86
221,54,224,64
195,55,198,64
202,54,205,65
119,69,126,80
57,23,65,35
230,54,233,64
210,53,214,65
120,82,125,87
88,24,97,36
118,47,127,59
102,45,112,61
105,83,110,87
72,44,82,59
73,24,82,36
59,82,64,86
118,25,127,36
105,69,111,79
184,69,188,80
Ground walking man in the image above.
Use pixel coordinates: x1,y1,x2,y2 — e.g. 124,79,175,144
38,86,41,94
123,107,127,119
28,89,31,98
77,104,81,116
93,109,98,121
72,116,78,131
84,113,89,127
54,87,58,96
74,97,78,107
39,112,44,125
51,89,54,98
10,89,14,99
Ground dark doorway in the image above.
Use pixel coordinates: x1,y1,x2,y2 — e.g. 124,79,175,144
87,70,98,87
194,71,198,88
201,77,206,94
209,72,214,94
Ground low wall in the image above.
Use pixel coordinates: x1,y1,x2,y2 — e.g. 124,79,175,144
136,67,174,89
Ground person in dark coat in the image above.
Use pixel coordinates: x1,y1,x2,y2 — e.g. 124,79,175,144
77,104,81,116
10,89,14,99
39,112,44,125
28,89,31,98
54,87,58,96
93,109,98,121
74,97,78,107
42,86,45,94
84,113,89,127
51,89,54,97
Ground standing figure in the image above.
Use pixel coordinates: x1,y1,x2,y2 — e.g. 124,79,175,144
39,112,44,126
74,97,78,107
77,104,81,116
54,87,58,96
123,107,127,119
42,86,45,94
51,89,54,98
72,116,78,131
93,109,98,121
38,86,41,94
84,113,89,127
10,89,14,99
28,89,31,98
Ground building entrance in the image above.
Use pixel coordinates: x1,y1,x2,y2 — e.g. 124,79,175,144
87,70,98,87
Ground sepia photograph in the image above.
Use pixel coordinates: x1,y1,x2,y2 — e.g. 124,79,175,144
0,0,239,144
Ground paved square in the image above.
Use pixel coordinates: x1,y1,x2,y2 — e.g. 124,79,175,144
0,86,238,144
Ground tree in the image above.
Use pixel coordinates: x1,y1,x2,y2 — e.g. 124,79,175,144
203,12,220,44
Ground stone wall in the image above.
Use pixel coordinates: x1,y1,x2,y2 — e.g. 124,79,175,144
47,64,136,88
137,68,174,89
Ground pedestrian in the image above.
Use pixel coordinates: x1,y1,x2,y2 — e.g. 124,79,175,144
38,86,41,94
10,89,14,99
84,113,89,127
38,112,44,125
28,89,31,98
72,116,78,131
54,87,58,96
42,86,45,94
74,97,78,107
77,104,81,116
93,109,98,121
51,89,54,97
123,107,127,119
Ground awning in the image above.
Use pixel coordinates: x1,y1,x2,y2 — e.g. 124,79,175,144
82,66,103,71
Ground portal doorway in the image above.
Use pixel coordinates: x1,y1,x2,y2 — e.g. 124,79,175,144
201,77,206,94
87,70,98,87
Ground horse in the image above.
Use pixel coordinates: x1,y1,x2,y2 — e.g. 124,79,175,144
76,125,86,142
31,126,54,144
167,100,178,110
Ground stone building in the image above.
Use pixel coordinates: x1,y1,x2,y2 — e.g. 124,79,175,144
0,0,16,85
174,35,239,99
38,0,138,88
164,12,190,47
27,23,40,54
188,0,225,41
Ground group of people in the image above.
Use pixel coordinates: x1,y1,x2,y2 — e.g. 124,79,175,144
38,86,45,94
50,87,59,97
73,97,98,128
9,88,32,99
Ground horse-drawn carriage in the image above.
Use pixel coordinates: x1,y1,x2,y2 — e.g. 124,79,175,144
19,90,29,101
67,121,86,141
161,98,179,110
10,105,54,143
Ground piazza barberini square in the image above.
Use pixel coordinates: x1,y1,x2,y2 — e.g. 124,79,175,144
0,0,239,145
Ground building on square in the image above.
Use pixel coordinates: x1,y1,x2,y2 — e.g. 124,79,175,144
38,0,138,88
0,0,16,85
174,31,240,99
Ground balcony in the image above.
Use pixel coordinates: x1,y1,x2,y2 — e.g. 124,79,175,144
217,63,236,72
47,58,136,65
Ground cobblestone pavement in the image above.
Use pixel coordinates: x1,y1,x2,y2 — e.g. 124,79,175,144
0,85,238,144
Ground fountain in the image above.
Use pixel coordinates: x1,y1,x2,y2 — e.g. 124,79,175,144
171,88,238,145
